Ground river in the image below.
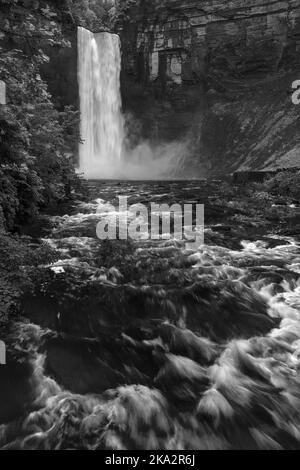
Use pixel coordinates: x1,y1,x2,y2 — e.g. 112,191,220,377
1,180,300,450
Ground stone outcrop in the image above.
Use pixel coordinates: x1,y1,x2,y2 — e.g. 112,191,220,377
120,0,300,176
16,0,300,177
124,0,300,84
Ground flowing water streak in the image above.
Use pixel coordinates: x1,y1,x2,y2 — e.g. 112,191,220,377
2,182,300,450
78,27,124,178
78,27,186,179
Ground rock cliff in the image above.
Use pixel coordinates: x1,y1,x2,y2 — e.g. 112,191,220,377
7,0,299,177
120,0,300,176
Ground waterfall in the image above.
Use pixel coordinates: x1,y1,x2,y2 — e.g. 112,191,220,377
78,27,185,180
78,27,124,179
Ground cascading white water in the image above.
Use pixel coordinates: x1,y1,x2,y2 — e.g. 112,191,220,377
78,27,124,179
78,27,186,179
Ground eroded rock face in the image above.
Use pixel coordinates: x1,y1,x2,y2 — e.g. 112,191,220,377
140,0,300,81
120,0,300,176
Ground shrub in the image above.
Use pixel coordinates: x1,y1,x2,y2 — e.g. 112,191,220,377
0,1,82,230
0,230,58,324
262,171,300,200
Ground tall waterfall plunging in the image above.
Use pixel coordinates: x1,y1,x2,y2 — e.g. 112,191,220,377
78,27,185,179
78,27,124,178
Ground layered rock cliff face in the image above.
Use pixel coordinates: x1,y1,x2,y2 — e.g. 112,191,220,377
120,0,300,177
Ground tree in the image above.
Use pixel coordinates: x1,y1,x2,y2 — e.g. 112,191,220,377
0,0,80,231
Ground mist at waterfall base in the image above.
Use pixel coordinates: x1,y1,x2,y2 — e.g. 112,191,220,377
78,27,186,180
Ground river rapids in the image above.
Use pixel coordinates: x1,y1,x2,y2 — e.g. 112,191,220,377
1,180,300,450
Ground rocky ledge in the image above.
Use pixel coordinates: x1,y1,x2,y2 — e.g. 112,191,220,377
120,0,300,176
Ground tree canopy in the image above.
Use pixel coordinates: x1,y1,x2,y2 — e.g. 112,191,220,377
0,0,80,231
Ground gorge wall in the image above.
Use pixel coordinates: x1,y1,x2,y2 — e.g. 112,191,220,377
120,0,300,177
20,0,300,178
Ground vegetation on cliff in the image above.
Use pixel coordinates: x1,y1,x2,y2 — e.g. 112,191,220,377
0,0,83,324
0,0,81,232
65,0,141,31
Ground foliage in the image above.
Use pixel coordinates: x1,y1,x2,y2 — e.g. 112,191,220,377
66,0,107,30
0,0,69,50
0,0,84,322
0,229,58,324
0,1,82,231
65,0,145,30
261,171,300,200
